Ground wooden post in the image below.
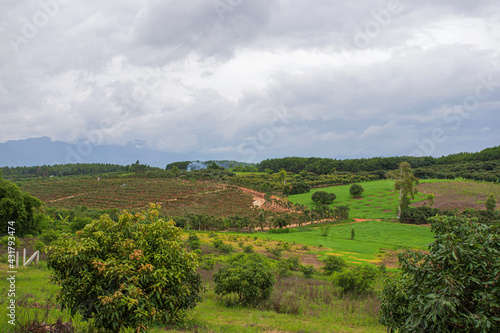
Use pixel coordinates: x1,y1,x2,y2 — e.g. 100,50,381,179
16,251,19,268
36,251,40,266
23,248,26,266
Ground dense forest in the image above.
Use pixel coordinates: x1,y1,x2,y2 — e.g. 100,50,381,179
258,146,500,174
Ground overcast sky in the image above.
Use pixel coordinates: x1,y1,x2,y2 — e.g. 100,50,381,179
1,0,499,163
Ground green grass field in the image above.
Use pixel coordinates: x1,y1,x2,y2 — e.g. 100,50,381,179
288,178,496,219
288,180,425,219
249,221,434,265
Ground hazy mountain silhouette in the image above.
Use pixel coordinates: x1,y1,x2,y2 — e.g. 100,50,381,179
0,137,194,167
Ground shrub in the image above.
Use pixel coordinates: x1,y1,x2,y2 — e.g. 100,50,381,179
380,215,500,332
214,254,275,306
290,181,311,195
219,243,233,254
322,255,346,274
300,264,315,279
48,205,202,332
311,191,336,205
267,247,283,259
349,184,364,197
69,216,92,232
187,233,201,250
34,239,46,253
331,265,377,295
277,256,301,277
201,257,216,270
40,229,60,245
485,193,497,211
243,244,254,253
212,238,223,249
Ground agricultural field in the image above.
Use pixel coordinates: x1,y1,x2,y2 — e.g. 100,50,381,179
18,175,257,218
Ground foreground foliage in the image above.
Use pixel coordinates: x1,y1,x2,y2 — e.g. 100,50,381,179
47,205,202,332
380,215,500,332
0,177,43,237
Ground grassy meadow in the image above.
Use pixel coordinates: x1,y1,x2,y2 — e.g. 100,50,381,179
248,220,434,266
288,179,428,219
289,178,499,219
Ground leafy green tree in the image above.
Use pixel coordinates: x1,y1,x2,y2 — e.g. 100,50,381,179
380,215,500,332
277,169,287,185
311,191,336,205
349,183,364,197
214,254,275,306
0,178,43,237
426,193,435,206
282,184,291,197
290,181,311,195
332,265,378,295
389,162,419,216
48,205,202,332
322,255,346,274
485,193,497,212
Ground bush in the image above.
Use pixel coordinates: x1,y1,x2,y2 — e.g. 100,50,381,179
243,244,254,253
331,265,377,295
187,233,201,250
212,238,223,248
34,239,46,253
69,216,92,232
40,229,60,245
322,255,346,274
349,184,364,197
48,205,202,332
290,181,311,195
219,243,233,254
311,191,336,205
380,215,500,332
300,264,315,279
214,254,275,306
485,193,497,211
267,247,283,259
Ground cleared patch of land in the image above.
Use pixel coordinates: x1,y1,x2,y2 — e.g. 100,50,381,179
413,179,500,210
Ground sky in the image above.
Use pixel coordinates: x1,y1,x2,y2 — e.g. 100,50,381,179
1,0,499,163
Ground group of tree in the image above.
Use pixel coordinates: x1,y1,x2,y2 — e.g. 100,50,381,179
257,146,500,175
1,163,138,180
0,172,45,237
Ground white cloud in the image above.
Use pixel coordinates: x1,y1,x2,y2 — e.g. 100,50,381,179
1,0,499,161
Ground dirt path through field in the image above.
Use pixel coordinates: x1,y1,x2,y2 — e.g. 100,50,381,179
48,192,89,203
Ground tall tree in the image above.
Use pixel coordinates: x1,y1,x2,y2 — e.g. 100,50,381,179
389,162,419,217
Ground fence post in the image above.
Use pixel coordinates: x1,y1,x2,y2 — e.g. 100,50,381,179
23,248,26,265
16,251,19,268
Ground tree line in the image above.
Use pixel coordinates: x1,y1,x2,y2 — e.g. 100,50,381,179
257,146,500,174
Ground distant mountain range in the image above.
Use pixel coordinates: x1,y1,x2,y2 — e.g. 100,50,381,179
0,137,195,168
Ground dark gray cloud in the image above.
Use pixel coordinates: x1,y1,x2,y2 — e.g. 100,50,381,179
1,0,499,163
